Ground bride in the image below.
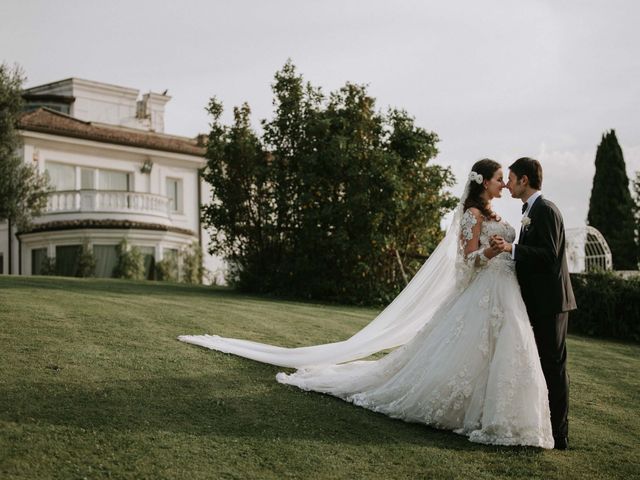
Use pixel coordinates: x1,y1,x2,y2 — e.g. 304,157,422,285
179,159,554,449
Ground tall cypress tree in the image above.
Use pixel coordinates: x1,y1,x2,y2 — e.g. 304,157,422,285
587,130,637,270
633,171,640,258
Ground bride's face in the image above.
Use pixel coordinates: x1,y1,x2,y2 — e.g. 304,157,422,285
484,168,506,199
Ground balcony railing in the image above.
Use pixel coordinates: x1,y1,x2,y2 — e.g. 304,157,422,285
46,190,172,219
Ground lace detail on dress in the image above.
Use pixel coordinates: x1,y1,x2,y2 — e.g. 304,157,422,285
459,210,488,267
460,209,477,242
456,209,517,292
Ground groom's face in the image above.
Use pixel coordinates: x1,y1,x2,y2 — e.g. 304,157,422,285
507,171,526,199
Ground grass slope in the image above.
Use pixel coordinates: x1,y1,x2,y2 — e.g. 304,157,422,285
0,276,638,480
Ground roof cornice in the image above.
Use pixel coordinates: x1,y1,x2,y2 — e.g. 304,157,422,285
18,108,205,158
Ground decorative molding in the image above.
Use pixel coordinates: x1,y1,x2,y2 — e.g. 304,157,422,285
19,219,196,238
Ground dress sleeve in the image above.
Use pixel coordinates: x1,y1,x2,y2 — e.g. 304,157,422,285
460,209,489,268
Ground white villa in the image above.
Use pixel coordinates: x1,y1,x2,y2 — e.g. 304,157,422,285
0,77,225,283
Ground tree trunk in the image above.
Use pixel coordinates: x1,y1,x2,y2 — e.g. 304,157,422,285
394,248,408,286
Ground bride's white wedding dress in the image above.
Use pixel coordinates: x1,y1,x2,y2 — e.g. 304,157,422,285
179,193,554,449
276,212,553,448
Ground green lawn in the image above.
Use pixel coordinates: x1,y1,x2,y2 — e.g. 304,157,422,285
0,276,638,480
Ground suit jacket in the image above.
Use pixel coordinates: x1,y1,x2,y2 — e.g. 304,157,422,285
514,195,577,317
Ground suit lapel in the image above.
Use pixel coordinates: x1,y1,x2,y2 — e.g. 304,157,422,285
519,194,543,244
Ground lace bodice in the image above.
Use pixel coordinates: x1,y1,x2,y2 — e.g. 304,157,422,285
458,209,516,279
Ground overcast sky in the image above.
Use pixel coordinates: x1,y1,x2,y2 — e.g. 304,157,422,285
2,0,639,229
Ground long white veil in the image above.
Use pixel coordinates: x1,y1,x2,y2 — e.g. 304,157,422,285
178,182,473,368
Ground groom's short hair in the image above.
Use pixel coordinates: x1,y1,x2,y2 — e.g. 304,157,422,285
509,157,543,190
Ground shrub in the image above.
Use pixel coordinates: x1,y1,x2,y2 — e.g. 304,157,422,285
40,256,56,275
569,272,640,342
113,239,145,280
155,254,179,282
77,240,96,278
182,242,203,284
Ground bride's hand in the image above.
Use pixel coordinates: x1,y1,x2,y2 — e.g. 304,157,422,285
484,241,503,259
491,236,513,254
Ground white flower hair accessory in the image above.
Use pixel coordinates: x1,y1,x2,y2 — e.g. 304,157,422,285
468,171,483,184
521,217,531,228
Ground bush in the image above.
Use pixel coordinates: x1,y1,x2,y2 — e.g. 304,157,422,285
40,256,56,275
569,272,640,342
77,240,96,278
113,240,145,280
155,255,179,282
182,242,203,284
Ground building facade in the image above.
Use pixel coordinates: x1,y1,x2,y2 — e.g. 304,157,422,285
0,78,225,283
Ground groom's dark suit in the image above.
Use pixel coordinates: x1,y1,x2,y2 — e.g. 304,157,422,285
513,194,576,445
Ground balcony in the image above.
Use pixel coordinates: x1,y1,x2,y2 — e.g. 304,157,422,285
45,190,172,222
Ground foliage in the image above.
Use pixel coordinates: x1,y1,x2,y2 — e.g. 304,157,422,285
155,254,179,282
1,275,639,480
0,62,50,231
569,272,640,341
633,171,640,258
113,239,145,280
587,130,637,270
40,256,56,275
201,60,457,304
76,239,96,278
182,242,204,284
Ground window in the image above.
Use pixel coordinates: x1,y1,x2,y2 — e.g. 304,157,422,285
23,102,71,115
55,245,81,277
31,248,47,275
166,178,182,212
81,168,95,189
99,169,130,191
93,245,119,278
45,161,75,191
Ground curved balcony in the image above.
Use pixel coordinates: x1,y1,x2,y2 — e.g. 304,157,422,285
45,190,172,222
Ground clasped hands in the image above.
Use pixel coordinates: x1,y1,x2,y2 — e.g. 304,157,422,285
485,235,512,259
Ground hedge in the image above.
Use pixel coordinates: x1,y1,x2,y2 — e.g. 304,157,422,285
569,272,640,342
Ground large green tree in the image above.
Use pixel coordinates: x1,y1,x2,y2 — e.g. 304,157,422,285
0,63,50,273
202,61,456,304
587,130,637,270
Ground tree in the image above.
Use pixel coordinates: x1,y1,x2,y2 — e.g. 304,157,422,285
633,171,640,266
202,61,456,304
587,130,637,270
201,98,273,290
0,63,50,273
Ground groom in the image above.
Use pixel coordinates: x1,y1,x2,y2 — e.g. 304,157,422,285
491,157,576,450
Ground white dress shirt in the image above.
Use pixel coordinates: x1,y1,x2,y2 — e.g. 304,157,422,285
512,190,543,259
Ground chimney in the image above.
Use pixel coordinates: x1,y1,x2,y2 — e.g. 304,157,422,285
138,92,171,133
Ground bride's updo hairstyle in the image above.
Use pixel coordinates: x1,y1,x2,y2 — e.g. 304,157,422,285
463,158,501,220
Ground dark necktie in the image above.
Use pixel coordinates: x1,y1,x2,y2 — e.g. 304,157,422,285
521,202,528,214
